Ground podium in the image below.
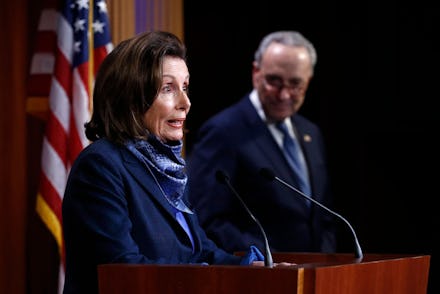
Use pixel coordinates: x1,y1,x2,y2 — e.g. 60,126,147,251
98,253,430,294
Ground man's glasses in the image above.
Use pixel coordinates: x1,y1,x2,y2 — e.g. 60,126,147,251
262,74,306,95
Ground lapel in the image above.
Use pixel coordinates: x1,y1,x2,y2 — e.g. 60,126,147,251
239,97,285,162
290,116,314,172
239,97,316,207
239,97,300,183
120,147,173,213
119,146,200,247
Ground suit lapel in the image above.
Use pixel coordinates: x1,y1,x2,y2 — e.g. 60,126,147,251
120,147,176,216
239,97,301,184
291,116,314,176
120,146,199,247
239,97,287,166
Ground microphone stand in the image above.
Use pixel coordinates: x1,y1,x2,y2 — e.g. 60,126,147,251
216,170,274,267
260,168,363,260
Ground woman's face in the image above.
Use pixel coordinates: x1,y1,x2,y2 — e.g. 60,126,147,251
143,56,191,143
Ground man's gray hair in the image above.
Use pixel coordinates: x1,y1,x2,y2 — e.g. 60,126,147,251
254,31,317,73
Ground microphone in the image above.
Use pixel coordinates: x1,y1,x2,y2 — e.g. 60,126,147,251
259,167,363,260
215,170,274,268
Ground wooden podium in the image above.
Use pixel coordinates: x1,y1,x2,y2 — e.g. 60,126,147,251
98,253,430,294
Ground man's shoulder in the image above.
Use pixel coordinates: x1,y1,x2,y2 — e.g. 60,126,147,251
293,113,320,129
203,95,252,125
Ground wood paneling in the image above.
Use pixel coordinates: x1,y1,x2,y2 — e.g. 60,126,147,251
0,0,28,293
107,0,135,45
107,0,183,45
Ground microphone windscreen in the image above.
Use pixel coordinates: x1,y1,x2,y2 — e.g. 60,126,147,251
215,170,229,184
259,168,275,181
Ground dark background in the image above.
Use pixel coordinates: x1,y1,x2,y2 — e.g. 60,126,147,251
5,1,436,293
184,1,439,293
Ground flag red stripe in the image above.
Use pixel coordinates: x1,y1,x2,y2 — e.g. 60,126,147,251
39,173,62,221
33,31,57,52
68,111,86,162
53,48,72,100
76,62,91,97
45,111,68,165
28,75,53,96
93,46,109,75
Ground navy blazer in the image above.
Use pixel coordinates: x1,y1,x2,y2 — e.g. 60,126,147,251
187,94,336,254
62,139,242,294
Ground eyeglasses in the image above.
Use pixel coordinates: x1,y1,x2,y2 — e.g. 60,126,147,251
262,74,307,94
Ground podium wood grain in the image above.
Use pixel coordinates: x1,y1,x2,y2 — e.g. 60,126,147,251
98,253,430,294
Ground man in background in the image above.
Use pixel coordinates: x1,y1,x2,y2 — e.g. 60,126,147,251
187,31,336,254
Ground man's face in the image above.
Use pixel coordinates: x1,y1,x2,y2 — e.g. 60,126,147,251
252,43,313,122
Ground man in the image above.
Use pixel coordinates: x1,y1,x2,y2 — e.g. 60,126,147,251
187,31,336,254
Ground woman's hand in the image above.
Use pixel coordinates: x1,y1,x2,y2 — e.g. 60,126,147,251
251,261,296,267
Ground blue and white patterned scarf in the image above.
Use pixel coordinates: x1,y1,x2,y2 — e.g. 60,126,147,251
125,135,193,214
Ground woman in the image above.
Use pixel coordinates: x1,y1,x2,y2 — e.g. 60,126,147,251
62,31,265,294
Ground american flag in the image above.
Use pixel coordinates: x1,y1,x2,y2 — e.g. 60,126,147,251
32,0,113,292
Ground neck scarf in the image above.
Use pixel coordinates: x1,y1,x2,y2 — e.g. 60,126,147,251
125,135,193,214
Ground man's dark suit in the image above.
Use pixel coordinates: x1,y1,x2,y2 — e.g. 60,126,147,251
187,94,336,254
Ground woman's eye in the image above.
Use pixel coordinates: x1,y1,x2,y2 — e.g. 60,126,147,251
162,84,174,93
161,82,188,95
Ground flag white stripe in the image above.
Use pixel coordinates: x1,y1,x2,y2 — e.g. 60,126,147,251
38,9,59,31
72,69,91,147
30,53,55,74
49,78,70,132
57,262,65,294
56,16,74,65
105,43,114,52
41,137,68,198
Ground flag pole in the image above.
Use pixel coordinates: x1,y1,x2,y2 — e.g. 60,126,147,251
88,0,94,113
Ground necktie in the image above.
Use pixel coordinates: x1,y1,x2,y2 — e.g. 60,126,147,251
276,121,312,197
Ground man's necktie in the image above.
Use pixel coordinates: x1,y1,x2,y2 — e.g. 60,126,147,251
276,121,312,197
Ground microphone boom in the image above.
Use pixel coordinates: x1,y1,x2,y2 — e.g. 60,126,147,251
259,167,363,260
215,170,274,267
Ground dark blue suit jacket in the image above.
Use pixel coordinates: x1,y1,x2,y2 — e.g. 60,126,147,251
62,139,242,294
187,94,336,254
